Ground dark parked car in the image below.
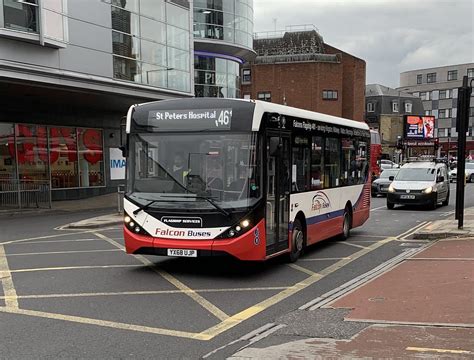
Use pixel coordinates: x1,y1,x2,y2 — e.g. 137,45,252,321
371,169,399,197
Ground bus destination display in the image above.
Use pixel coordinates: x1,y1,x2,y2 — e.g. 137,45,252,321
148,109,232,131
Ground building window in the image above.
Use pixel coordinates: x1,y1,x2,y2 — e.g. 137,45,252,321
257,92,271,102
243,94,251,100
3,0,39,33
425,110,432,116
427,73,437,83
404,102,412,113
468,68,474,78
242,69,251,83
420,91,430,101
417,74,422,84
392,102,399,112
366,102,375,112
439,109,452,119
322,90,338,100
439,89,452,99
447,70,457,81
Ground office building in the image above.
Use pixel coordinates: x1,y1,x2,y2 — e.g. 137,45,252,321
398,63,474,158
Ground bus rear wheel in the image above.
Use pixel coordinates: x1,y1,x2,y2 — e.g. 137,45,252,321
288,219,304,263
339,210,351,241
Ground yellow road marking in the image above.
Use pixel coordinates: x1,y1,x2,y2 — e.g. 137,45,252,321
0,230,99,246
0,306,210,340
300,257,351,262
93,232,230,322
7,249,122,257
0,245,19,308
200,234,400,339
406,347,473,355
8,239,104,245
288,263,321,277
0,286,288,300
337,241,368,249
10,264,141,273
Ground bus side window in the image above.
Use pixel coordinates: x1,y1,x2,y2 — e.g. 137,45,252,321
292,137,310,192
325,137,341,188
311,136,324,189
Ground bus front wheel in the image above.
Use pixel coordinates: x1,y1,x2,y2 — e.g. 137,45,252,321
288,219,304,263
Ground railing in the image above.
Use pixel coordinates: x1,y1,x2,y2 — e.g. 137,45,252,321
0,180,52,210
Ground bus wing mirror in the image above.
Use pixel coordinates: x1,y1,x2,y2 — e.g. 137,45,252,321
119,145,128,158
269,137,281,156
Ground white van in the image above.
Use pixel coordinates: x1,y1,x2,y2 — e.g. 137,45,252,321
386,161,450,210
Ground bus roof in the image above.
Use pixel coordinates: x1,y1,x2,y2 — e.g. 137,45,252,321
252,100,369,131
127,98,369,133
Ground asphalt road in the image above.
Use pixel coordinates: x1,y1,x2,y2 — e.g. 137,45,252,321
0,183,473,359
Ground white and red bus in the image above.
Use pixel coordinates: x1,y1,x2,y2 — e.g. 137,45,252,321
123,99,371,262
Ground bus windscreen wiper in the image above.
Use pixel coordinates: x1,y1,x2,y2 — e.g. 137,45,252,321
132,197,183,215
161,194,231,218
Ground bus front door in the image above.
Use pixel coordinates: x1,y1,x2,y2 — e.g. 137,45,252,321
265,133,290,255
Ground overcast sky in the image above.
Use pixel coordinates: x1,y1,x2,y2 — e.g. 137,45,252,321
253,0,474,88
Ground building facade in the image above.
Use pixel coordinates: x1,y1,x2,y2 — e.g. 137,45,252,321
365,84,424,159
240,26,366,122
0,0,194,203
193,0,255,98
398,63,474,158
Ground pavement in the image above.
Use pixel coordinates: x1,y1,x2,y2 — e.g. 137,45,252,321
228,207,474,359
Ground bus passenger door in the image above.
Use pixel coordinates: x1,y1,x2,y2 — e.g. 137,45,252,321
265,133,290,255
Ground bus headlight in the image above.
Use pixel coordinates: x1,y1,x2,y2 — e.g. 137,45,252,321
241,219,250,228
388,184,395,193
124,212,149,236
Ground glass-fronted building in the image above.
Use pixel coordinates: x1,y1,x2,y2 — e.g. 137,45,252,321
0,0,193,204
193,0,256,98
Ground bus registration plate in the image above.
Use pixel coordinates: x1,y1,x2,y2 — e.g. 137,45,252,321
167,249,197,257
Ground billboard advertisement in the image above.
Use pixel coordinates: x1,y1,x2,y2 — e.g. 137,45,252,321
405,116,435,139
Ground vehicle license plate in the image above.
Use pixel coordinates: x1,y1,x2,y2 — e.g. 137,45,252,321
400,195,415,199
167,249,197,257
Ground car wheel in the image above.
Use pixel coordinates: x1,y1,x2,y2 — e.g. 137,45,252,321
429,198,437,210
387,201,395,210
442,191,450,206
287,219,304,263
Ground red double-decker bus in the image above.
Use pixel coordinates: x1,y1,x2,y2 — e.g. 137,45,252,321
370,130,382,179
122,99,371,262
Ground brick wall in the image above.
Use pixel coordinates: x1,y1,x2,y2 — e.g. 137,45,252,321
242,43,366,122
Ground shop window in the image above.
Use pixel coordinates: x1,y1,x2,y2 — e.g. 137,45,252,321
77,128,104,187
0,124,16,181
15,124,49,182
49,127,79,188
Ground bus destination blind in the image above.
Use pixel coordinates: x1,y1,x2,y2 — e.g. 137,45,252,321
147,109,232,131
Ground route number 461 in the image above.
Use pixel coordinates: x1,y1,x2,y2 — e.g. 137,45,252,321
215,110,232,127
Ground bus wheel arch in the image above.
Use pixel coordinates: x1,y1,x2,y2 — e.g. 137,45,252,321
288,212,306,262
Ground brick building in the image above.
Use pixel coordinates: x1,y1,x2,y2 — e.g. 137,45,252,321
240,26,366,122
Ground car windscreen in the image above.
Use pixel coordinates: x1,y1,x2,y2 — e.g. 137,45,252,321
380,169,398,178
395,168,436,181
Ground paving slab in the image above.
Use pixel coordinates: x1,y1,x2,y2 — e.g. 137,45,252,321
330,239,474,325
230,325,474,359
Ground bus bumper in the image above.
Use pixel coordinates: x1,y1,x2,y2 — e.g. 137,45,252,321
123,219,267,261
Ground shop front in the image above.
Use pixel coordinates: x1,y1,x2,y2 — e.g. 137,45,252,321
0,123,107,208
